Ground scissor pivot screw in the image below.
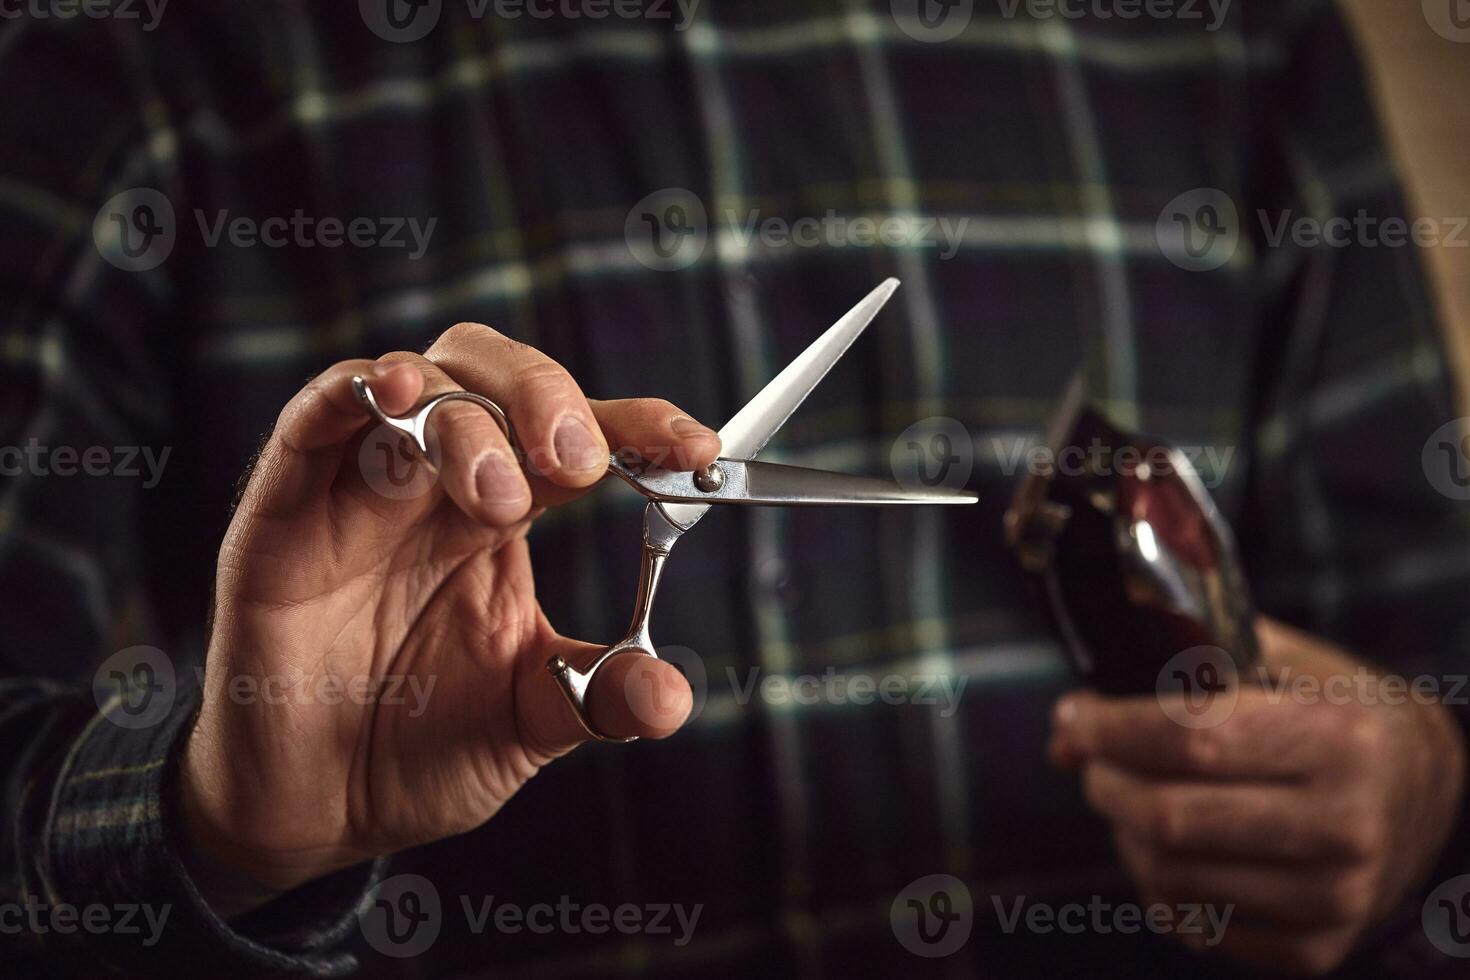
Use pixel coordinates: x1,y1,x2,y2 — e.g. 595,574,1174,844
694,463,725,493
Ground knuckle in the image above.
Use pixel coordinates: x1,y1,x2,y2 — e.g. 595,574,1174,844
436,401,503,440
435,321,490,349
513,359,577,403
1342,712,1386,759
1321,870,1375,922
1150,791,1190,850
1179,726,1221,770
1284,935,1352,976
1332,807,1386,864
631,397,680,419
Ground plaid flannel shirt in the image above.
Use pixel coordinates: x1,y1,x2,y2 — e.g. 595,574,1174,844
2,0,1469,977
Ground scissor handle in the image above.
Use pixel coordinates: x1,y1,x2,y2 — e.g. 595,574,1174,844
546,520,675,743
352,376,519,463
353,377,676,746
545,640,654,745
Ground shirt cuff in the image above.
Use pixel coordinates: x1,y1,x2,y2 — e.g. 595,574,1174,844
40,672,383,977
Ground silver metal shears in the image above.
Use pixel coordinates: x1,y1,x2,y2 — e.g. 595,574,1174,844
354,279,977,742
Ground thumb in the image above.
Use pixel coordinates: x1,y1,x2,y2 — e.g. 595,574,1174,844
515,639,693,763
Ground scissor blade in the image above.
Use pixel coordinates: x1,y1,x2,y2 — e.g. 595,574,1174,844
660,278,901,528
624,458,977,507
741,460,976,505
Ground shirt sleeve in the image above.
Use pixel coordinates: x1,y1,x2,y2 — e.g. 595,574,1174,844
1238,2,1470,972
0,17,380,976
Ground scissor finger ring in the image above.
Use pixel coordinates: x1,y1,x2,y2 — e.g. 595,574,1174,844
353,375,519,464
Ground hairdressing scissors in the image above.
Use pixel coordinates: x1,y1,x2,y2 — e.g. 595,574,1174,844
354,279,978,742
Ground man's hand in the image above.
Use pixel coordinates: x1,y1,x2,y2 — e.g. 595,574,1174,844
1050,618,1467,975
181,324,722,900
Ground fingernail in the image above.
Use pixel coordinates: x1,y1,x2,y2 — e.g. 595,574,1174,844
554,415,602,472
475,451,525,506
372,361,402,378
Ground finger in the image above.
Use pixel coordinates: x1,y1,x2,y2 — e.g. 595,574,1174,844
1083,762,1370,865
1190,919,1361,976
1113,829,1376,928
591,398,722,472
1053,689,1335,779
425,323,610,489
587,650,694,740
247,360,424,519
514,639,693,762
371,352,532,527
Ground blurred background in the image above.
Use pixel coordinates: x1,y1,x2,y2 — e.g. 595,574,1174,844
1343,0,1470,406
